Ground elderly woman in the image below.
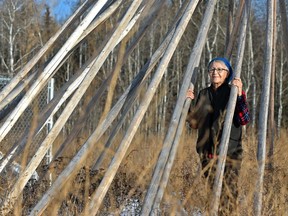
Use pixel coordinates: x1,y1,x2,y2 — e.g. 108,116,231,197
187,57,250,166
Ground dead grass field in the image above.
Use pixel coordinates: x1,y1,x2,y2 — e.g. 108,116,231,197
1,128,288,215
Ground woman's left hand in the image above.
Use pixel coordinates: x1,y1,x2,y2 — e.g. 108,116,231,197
231,77,243,96
186,88,195,100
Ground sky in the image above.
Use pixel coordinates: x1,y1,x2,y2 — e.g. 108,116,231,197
48,0,79,22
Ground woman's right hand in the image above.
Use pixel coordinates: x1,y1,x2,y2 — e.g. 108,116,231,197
186,88,195,100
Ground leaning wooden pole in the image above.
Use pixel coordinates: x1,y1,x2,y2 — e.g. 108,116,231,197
87,0,200,213
0,0,109,145
91,0,169,171
0,0,124,179
0,1,135,214
0,0,94,105
31,13,179,214
0,0,98,113
91,0,191,173
268,0,277,159
142,0,218,214
225,0,245,59
152,73,197,211
225,0,233,53
0,69,87,175
54,0,167,173
97,0,162,124
0,72,35,112
0,0,118,205
254,0,275,215
209,1,250,214
27,2,144,215
0,18,122,174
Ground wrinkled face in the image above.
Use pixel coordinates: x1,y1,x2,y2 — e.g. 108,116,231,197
208,61,229,86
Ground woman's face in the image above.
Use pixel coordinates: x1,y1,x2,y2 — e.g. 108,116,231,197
208,61,229,87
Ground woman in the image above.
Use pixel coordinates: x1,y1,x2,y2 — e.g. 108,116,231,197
187,57,250,166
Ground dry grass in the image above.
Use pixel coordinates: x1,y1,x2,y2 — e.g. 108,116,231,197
1,128,288,215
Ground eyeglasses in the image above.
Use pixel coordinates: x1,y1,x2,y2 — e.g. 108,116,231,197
208,68,229,73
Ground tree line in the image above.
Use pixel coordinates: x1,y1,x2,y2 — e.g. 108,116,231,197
0,0,287,136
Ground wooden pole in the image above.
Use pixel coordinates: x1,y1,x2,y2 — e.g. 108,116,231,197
75,0,123,48
87,0,202,214
268,0,277,159
90,0,190,172
0,0,125,180
152,73,197,210
91,0,168,171
0,0,94,104
31,12,176,214
225,0,245,59
0,0,139,214
225,0,233,53
0,72,35,112
0,55,98,175
209,1,250,214
0,0,119,179
0,0,109,145
27,1,144,215
142,0,217,214
254,1,275,215
52,0,167,171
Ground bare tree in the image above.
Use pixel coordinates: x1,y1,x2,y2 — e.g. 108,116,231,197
279,0,288,135
277,36,284,137
0,0,41,77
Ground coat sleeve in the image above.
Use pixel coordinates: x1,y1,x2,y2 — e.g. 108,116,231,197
187,89,213,129
235,91,250,125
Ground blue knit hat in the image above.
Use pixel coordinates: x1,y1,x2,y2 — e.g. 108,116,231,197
208,57,233,82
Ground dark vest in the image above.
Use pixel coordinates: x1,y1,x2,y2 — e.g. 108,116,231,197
195,83,242,158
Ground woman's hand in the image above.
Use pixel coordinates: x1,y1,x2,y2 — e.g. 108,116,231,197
186,88,195,100
231,78,243,96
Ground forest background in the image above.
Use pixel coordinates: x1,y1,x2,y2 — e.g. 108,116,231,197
0,0,287,132
0,0,288,215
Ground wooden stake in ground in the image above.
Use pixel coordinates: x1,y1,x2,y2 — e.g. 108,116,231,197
209,1,250,215
142,0,217,214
